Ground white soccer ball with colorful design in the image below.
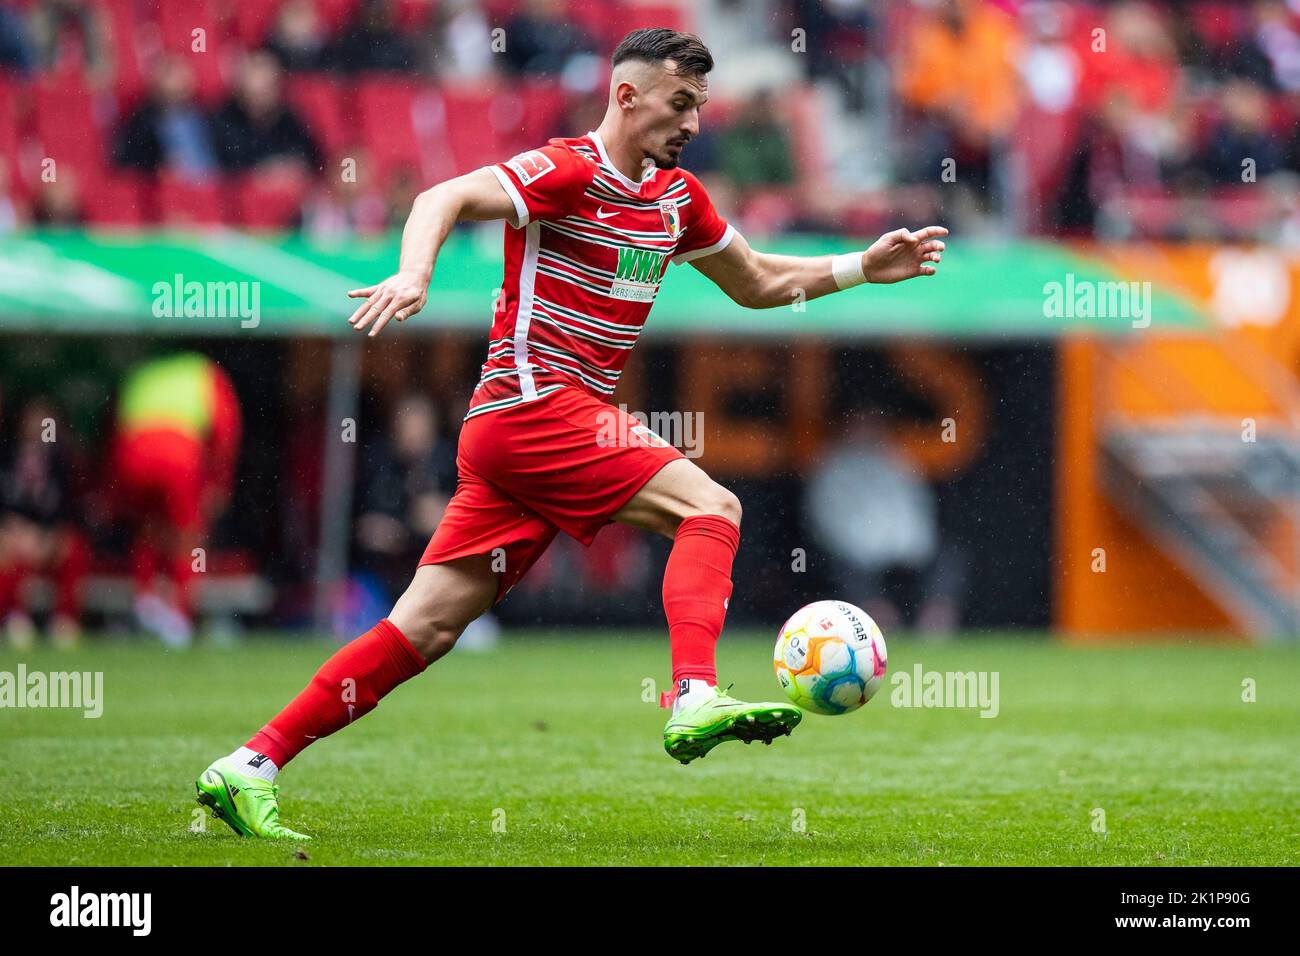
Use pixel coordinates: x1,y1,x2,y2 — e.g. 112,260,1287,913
773,600,888,715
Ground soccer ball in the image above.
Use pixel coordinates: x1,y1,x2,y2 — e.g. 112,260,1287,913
773,600,888,715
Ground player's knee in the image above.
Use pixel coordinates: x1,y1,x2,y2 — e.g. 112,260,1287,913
393,603,468,662
694,483,742,528
389,592,481,663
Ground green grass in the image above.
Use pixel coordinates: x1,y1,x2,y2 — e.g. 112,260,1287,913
1,632,1298,866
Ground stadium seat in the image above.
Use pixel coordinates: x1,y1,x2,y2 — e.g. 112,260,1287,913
157,174,227,227
603,2,692,42
1214,186,1274,236
358,77,437,185
101,0,148,108
740,189,798,236
393,0,437,31
155,0,226,104
1189,1,1251,51
1014,103,1086,233
232,170,311,229
0,75,22,199
782,84,829,185
440,84,510,175
233,0,288,46
31,76,109,187
81,172,149,226
287,74,352,160
314,0,362,34
514,79,569,153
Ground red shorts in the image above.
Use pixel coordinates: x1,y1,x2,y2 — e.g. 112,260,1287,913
112,429,206,532
420,386,684,602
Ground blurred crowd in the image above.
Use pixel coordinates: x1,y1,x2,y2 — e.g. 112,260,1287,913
0,352,473,648
0,0,1298,241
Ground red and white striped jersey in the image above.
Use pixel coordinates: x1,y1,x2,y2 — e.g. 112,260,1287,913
465,130,735,420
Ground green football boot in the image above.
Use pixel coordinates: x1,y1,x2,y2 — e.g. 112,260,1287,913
195,757,311,840
663,683,802,764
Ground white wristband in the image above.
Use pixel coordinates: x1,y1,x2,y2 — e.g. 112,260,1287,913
831,252,867,290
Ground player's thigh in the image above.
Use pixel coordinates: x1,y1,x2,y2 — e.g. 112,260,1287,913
612,458,741,538
388,555,499,660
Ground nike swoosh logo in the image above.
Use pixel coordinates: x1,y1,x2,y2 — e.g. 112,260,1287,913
595,207,619,219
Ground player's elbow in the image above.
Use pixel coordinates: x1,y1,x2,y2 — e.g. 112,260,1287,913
736,283,791,310
727,284,760,309
730,271,780,309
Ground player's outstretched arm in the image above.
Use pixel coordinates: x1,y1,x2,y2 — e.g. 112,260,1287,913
690,226,948,310
347,167,517,337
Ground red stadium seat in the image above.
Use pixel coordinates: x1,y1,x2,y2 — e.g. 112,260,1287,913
1013,102,1086,233
314,0,362,34
740,188,798,236
393,0,438,31
234,0,288,46
158,174,227,226
565,0,621,45
514,79,569,153
287,74,352,159
81,172,149,226
233,170,311,229
155,0,226,104
440,84,509,175
101,0,147,108
358,77,438,185
483,0,522,24
31,76,108,188
0,75,22,193
1189,1,1251,51
781,84,828,185
1214,186,1274,236
605,2,692,40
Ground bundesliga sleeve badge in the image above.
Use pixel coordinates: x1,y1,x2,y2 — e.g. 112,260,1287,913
506,150,557,185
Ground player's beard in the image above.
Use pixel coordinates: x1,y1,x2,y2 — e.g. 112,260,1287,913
653,141,689,170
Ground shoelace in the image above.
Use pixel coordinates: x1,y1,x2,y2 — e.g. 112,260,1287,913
239,779,279,799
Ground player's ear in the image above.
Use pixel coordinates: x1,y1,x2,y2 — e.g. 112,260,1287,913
615,80,637,111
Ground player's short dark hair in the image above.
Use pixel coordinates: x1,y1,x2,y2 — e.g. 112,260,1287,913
611,28,713,77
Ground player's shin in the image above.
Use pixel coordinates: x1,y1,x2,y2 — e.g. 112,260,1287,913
235,618,427,778
661,514,740,711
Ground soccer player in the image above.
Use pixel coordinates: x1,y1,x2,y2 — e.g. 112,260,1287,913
114,353,242,648
196,28,946,839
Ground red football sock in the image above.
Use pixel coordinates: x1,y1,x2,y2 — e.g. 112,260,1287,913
663,514,740,687
246,619,426,768
53,534,90,620
0,562,28,616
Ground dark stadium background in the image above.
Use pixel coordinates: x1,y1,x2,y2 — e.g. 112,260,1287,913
1,0,1298,643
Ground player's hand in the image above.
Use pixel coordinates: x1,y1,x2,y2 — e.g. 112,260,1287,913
346,269,430,337
862,226,948,284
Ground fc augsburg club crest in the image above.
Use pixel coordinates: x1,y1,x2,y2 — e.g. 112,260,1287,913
659,200,681,239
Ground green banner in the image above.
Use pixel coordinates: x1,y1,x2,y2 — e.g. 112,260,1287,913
0,230,1208,338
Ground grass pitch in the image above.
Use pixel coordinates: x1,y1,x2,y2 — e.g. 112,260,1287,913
1,632,1297,866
